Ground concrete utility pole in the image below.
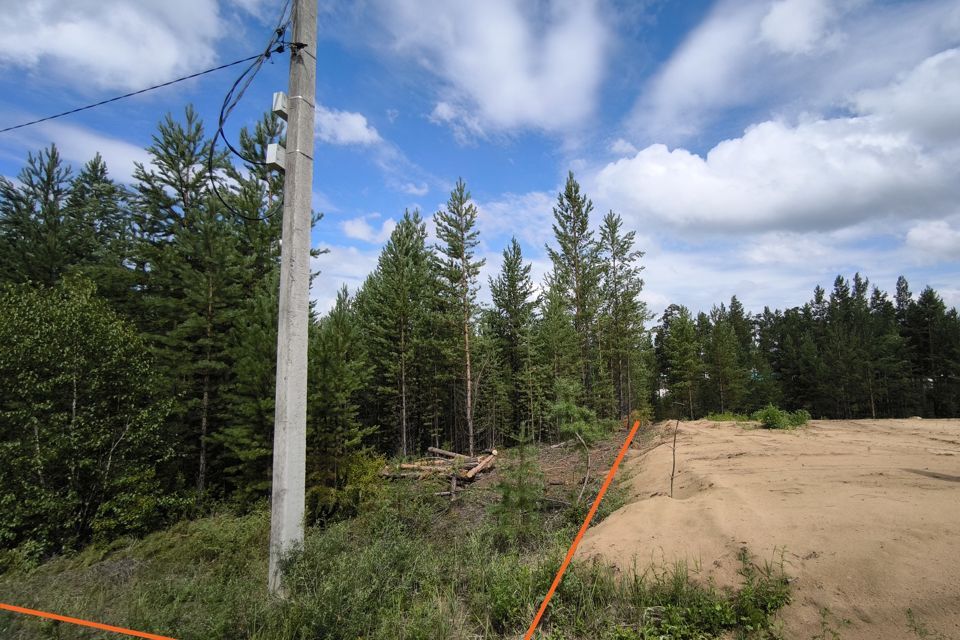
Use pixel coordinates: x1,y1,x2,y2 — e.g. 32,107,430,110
268,0,317,595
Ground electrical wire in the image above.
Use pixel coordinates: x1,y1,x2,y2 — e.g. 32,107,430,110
0,54,268,134
208,0,298,222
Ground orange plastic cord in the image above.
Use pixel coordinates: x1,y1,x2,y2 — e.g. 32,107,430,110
522,419,642,640
0,602,177,640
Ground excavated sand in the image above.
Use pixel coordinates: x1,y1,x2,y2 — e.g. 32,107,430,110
576,419,960,639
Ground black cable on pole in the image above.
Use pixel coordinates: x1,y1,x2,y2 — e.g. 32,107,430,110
207,0,297,222
0,54,267,134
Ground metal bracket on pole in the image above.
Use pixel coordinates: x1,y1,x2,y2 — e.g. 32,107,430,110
272,92,289,121
266,143,286,173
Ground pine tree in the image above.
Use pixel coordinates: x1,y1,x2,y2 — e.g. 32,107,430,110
598,210,648,419
0,145,74,285
657,305,701,418
489,237,536,442
64,154,137,314
434,179,485,455
361,210,433,456
706,305,747,414
546,172,602,411
307,286,374,522
133,107,246,497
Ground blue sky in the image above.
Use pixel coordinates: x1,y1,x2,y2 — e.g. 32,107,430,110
1,0,959,317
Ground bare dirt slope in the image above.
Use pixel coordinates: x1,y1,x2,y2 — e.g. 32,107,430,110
576,419,960,639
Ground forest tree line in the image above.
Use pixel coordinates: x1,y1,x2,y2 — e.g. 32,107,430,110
1,108,958,557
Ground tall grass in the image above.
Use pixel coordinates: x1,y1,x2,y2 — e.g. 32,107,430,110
0,468,790,640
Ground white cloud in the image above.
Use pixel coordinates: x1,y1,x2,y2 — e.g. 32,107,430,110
340,214,396,244
610,138,638,155
400,181,429,197
905,220,960,262
4,120,151,183
315,105,382,145
476,191,555,249
633,0,960,142
596,49,960,234
379,0,610,136
0,0,222,91
311,245,380,312
759,0,839,55
854,48,960,144
429,102,485,144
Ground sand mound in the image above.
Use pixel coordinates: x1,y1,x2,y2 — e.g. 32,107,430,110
576,419,960,639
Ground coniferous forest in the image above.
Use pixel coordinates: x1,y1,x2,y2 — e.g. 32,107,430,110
2,108,959,559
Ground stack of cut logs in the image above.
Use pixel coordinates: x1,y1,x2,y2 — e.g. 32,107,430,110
381,447,498,498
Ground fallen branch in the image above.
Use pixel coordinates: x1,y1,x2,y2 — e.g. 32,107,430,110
427,446,471,461
380,470,428,480
465,450,498,480
575,432,590,505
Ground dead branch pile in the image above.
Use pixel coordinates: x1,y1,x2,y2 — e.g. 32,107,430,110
380,447,499,493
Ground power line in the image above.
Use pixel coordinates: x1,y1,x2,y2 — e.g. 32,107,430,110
0,52,284,134
209,0,297,222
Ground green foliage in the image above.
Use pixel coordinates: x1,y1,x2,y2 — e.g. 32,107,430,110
492,430,544,548
0,279,174,555
749,405,810,429
306,286,377,523
359,209,439,457
704,411,751,422
0,478,791,640
489,237,538,442
546,172,604,415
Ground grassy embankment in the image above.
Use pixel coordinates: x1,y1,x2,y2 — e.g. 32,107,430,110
0,424,790,639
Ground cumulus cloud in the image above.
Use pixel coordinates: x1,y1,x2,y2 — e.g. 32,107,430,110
905,220,960,262
476,191,556,249
3,120,151,183
633,0,960,142
340,214,396,244
854,48,960,144
378,0,609,137
759,0,839,55
311,245,380,312
315,105,382,145
400,182,429,197
596,48,960,234
609,138,638,155
0,0,222,91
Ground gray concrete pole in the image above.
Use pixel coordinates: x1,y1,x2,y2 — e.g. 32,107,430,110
268,0,316,595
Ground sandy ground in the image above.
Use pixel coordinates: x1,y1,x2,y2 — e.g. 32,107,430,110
576,419,960,640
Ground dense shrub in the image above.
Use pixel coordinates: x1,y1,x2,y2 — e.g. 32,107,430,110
750,404,810,429
0,279,175,559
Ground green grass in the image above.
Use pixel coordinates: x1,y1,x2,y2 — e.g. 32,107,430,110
705,406,811,430
704,411,751,422
0,447,791,640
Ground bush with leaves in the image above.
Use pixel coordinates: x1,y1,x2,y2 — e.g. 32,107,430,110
0,279,174,557
750,404,810,429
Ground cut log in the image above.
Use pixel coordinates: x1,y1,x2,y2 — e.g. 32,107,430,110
427,446,471,461
380,470,428,479
465,452,497,479
398,461,450,471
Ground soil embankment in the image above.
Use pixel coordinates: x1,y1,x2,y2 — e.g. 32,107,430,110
577,419,960,639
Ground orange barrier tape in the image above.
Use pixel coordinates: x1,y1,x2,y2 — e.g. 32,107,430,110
0,602,177,639
523,419,641,640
